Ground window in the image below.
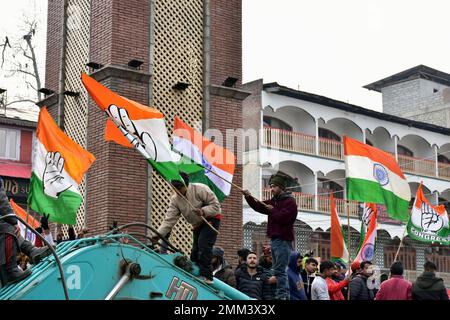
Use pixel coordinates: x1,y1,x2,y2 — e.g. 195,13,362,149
318,178,344,199
263,116,292,131
318,128,341,141
0,128,20,160
438,154,450,164
397,145,413,157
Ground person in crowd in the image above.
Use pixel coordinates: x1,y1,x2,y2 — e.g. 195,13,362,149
235,251,272,300
235,248,251,273
34,214,55,247
349,261,376,300
287,251,307,300
241,173,297,300
259,245,276,299
0,178,51,285
412,261,449,300
301,257,318,299
211,246,236,288
380,273,389,284
326,262,351,300
17,253,30,272
375,261,412,300
151,172,221,284
350,260,361,279
311,260,335,300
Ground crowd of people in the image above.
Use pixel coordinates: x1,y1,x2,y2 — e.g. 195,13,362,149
210,245,449,300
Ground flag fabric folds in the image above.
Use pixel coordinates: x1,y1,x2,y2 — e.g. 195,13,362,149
81,73,183,183
354,203,378,263
27,107,95,225
173,116,236,202
330,194,349,263
357,203,378,254
407,183,450,245
344,135,411,222
10,199,39,244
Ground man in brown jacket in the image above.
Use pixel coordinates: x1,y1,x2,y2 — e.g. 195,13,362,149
153,173,221,284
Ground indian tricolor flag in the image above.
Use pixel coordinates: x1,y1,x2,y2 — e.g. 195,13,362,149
28,107,95,225
330,194,349,263
354,204,378,263
173,116,235,202
344,136,411,222
10,199,40,244
81,73,183,182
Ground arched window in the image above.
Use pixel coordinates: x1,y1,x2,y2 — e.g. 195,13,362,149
397,145,414,157
263,116,292,131
319,128,341,141
318,178,344,199
309,230,330,260
438,154,450,164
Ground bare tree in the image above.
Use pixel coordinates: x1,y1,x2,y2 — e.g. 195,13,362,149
1,17,43,110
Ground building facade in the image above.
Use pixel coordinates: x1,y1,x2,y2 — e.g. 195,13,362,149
39,0,248,261
0,114,36,209
242,78,450,283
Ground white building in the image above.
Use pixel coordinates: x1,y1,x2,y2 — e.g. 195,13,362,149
241,69,450,279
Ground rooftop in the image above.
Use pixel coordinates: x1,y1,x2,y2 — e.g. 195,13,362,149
363,64,450,92
263,82,450,136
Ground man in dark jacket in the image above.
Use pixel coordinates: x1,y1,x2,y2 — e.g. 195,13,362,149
241,173,297,300
235,248,251,273
412,261,449,300
0,178,51,285
212,246,236,288
235,251,271,300
301,257,318,300
258,245,277,300
349,261,376,300
287,251,307,300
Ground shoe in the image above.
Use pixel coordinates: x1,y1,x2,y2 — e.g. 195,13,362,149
6,267,32,285
28,246,52,264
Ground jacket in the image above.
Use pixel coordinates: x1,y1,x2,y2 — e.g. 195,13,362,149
258,256,276,300
287,252,307,300
235,264,271,300
412,272,449,300
326,277,349,300
0,178,18,234
349,274,375,300
157,183,221,237
375,275,412,300
300,269,316,300
214,260,236,288
244,192,297,241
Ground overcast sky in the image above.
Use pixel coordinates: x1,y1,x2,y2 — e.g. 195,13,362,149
2,0,450,117
243,0,450,111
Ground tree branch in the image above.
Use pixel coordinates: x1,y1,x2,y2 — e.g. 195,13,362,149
5,99,36,107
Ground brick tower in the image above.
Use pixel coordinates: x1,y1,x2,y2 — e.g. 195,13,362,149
40,0,249,262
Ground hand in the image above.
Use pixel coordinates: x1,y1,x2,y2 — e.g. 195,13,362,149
264,204,274,211
268,276,277,284
43,152,72,198
106,104,158,161
40,213,50,230
150,235,159,243
241,189,251,197
194,208,204,217
420,202,444,232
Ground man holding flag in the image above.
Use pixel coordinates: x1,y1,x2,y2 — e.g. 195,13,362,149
0,178,51,285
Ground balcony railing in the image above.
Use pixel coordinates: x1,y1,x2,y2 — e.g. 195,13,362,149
438,161,450,180
318,137,343,160
262,127,316,155
397,154,436,177
262,126,450,181
262,189,359,218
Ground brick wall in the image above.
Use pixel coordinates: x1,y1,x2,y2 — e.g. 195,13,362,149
208,0,245,264
85,0,150,235
45,0,64,91
210,0,242,87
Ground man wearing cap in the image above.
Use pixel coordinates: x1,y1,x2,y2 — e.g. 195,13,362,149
241,173,297,300
211,246,236,287
152,172,221,284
